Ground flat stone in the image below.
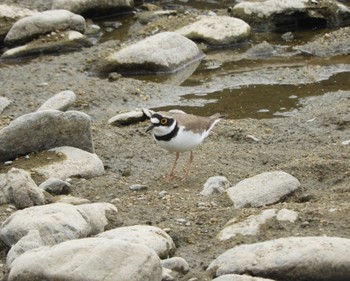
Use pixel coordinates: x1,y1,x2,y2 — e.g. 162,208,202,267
276,209,298,222
208,236,350,280
99,31,204,75
98,225,176,259
8,238,162,281
212,274,276,281
32,146,104,180
177,16,251,46
37,90,76,112
52,0,134,15
217,209,277,241
2,31,92,60
226,171,300,208
108,110,147,126
0,110,94,162
231,0,350,29
5,9,86,46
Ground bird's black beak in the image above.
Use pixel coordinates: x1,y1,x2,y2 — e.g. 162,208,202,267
146,124,155,132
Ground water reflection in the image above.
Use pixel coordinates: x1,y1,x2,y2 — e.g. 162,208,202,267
154,71,350,119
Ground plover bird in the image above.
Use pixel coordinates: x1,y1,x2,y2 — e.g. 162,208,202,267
144,109,224,180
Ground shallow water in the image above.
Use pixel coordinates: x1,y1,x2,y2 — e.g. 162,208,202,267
93,6,350,119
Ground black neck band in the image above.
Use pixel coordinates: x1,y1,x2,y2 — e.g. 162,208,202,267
155,125,179,141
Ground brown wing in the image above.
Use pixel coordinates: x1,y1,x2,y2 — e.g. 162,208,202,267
161,111,223,134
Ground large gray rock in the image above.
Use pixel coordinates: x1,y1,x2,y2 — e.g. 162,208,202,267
98,225,176,259
0,202,119,265
99,31,204,75
4,9,86,46
1,30,92,60
32,146,104,180
3,168,45,209
0,4,37,42
8,238,162,281
208,236,350,281
177,16,251,46
0,110,94,162
52,0,134,15
231,0,350,29
226,171,300,208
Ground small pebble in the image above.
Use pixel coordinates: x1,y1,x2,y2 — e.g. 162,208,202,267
4,161,13,165
159,190,168,198
129,184,148,191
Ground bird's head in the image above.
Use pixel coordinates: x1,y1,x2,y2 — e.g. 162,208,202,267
146,113,176,135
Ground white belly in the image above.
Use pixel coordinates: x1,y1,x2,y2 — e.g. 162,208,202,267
155,128,208,153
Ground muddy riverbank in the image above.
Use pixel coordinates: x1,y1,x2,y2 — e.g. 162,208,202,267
0,2,350,281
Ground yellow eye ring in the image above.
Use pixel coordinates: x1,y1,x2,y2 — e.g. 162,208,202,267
160,118,167,125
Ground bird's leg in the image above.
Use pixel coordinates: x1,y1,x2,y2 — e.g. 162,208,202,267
182,151,194,180
166,152,180,181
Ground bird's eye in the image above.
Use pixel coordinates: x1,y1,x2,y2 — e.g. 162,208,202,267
160,118,167,125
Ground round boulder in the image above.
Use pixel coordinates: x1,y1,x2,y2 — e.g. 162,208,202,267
98,31,204,75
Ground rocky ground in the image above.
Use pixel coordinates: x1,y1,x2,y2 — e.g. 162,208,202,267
1,3,350,281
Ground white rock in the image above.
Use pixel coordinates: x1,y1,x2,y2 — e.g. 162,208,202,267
212,274,275,281
208,236,350,280
0,96,11,114
129,184,148,191
0,110,94,162
0,202,119,265
0,4,37,40
108,110,146,126
37,90,76,112
226,171,300,208
161,257,189,274
101,31,204,74
1,30,92,59
53,195,90,205
276,209,298,222
5,9,86,46
201,176,231,196
342,139,350,145
3,168,45,209
52,0,134,15
32,146,104,180
98,225,176,259
8,238,162,281
176,16,251,45
217,209,277,241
